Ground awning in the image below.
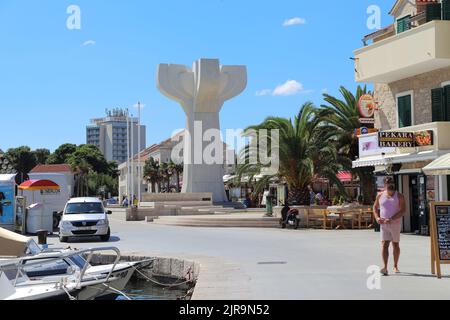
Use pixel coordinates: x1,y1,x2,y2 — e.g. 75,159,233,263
337,171,353,182
223,175,236,183
18,179,60,191
0,227,31,257
423,153,450,176
353,151,445,169
353,153,410,168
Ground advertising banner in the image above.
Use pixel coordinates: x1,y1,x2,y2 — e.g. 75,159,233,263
359,134,395,158
0,182,15,226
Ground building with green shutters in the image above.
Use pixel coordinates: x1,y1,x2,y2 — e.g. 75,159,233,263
353,0,450,235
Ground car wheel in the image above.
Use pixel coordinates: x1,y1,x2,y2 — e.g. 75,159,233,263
60,236,69,243
100,228,111,242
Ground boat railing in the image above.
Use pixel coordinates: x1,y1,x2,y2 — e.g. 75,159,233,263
1,247,121,288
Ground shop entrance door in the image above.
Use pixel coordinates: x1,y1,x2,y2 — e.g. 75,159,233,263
409,175,420,234
409,175,429,235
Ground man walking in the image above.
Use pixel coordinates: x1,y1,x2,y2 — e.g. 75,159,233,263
373,177,406,276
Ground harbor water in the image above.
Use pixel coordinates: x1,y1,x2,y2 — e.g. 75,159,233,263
116,277,189,300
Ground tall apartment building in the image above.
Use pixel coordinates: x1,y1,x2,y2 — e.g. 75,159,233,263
353,0,450,234
86,108,146,163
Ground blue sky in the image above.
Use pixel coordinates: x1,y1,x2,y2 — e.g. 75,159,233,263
0,0,393,152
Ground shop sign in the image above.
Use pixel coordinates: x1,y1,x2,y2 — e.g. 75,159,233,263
358,94,376,125
355,127,378,136
378,132,415,148
359,134,395,157
415,130,434,147
430,202,450,278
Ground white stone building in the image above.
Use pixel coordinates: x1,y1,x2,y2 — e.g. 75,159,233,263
118,130,236,202
353,0,450,234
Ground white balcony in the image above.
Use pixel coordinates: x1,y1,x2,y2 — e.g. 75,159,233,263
354,20,450,83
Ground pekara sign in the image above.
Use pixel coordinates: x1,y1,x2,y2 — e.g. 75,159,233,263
378,132,415,148
378,131,435,148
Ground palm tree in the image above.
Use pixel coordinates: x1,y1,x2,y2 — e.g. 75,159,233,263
237,102,345,205
69,158,92,197
143,157,161,193
320,85,376,205
159,162,173,192
168,162,183,193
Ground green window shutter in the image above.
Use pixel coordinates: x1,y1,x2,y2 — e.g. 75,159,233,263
443,0,450,20
397,16,411,34
432,88,445,122
398,95,412,128
397,19,404,33
445,86,450,121
426,3,442,22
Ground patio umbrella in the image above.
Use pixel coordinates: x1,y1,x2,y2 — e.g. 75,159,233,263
18,179,61,204
18,180,60,191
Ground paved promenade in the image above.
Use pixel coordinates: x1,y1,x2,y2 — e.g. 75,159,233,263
42,210,450,300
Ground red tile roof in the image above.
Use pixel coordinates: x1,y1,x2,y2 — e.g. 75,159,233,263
30,164,72,173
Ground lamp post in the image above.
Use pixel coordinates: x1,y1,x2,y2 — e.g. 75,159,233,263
135,102,142,208
126,111,131,208
130,113,135,207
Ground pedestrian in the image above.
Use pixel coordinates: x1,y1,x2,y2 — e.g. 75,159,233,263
373,177,406,276
133,195,139,208
308,185,316,206
122,196,128,207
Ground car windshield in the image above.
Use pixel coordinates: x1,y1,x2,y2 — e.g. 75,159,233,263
65,203,104,214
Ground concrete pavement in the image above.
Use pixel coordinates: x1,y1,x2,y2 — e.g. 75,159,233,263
42,210,450,300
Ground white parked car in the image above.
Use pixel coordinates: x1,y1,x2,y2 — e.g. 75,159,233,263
59,198,112,243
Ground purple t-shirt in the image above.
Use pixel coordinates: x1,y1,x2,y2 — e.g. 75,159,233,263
379,192,401,221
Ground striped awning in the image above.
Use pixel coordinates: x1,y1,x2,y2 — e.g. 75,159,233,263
423,153,450,176
18,179,60,191
337,171,353,182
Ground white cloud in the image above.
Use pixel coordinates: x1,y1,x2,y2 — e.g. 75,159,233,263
321,88,329,94
256,80,311,97
273,80,306,96
82,40,96,46
283,17,306,27
256,89,273,96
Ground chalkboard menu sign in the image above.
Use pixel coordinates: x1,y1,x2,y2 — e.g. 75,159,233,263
430,202,450,278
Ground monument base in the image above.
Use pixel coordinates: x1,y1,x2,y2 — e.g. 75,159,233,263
126,192,245,221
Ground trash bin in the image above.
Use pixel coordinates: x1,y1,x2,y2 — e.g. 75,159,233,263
26,203,53,235
37,230,48,245
266,195,274,216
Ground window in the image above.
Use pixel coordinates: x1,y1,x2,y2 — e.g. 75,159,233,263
444,0,450,20
397,92,413,128
431,84,450,122
397,15,411,34
426,3,443,22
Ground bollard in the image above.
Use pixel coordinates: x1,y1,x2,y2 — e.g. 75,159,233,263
37,230,49,249
265,195,274,217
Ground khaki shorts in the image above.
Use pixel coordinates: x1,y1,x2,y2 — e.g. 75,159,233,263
381,221,402,243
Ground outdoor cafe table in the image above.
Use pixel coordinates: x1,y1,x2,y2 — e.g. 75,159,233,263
327,205,372,230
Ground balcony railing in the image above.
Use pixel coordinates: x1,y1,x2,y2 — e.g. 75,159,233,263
355,20,450,83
